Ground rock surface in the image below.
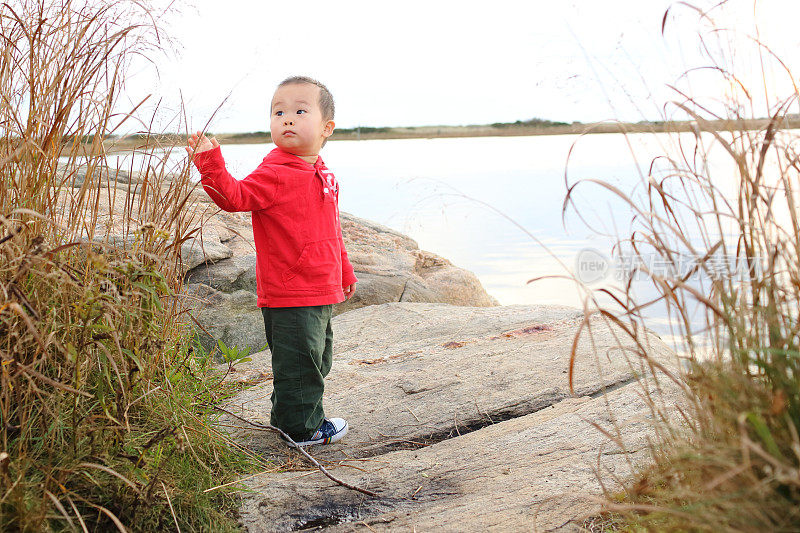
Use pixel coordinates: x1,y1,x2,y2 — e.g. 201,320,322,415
219,302,680,532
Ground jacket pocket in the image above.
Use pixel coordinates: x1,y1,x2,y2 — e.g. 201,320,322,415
281,238,340,290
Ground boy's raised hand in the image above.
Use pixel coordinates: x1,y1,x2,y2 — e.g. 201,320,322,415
185,131,219,159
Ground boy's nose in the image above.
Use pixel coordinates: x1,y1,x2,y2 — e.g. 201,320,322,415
284,120,293,126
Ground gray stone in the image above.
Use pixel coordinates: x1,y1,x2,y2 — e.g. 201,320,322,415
57,162,136,188
185,253,257,293
184,285,266,357
179,232,233,271
333,212,499,315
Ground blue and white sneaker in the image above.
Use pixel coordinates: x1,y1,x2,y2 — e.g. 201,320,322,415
282,418,348,448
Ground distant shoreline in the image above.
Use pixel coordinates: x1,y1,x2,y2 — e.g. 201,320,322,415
89,117,800,153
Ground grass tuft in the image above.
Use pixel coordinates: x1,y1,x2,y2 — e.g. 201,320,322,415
0,1,259,530
565,3,800,531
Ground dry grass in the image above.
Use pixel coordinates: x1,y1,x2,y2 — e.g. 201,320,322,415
0,1,257,530
562,2,800,531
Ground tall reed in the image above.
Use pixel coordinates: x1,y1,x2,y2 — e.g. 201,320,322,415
0,1,253,530
565,3,800,530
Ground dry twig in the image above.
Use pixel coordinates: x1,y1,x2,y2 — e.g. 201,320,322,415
212,405,378,497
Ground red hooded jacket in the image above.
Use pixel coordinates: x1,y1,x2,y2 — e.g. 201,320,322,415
191,145,358,307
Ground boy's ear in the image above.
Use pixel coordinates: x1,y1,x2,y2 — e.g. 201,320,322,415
322,119,335,138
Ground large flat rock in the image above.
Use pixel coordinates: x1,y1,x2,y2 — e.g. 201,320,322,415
222,302,676,461
237,375,680,532
221,302,680,531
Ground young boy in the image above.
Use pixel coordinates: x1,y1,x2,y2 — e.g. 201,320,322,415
185,76,357,447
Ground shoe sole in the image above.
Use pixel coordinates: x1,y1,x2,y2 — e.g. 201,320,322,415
283,421,348,448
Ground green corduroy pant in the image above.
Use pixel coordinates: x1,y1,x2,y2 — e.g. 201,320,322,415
260,304,333,441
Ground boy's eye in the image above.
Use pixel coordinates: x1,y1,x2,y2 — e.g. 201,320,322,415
296,109,306,114
275,111,283,116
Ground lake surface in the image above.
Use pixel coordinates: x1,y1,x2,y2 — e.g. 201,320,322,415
106,132,749,354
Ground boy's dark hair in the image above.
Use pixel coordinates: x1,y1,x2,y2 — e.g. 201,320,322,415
277,75,335,121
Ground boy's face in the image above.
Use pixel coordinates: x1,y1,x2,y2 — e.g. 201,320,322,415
270,83,334,158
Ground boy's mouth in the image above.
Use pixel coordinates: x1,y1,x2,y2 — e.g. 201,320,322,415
282,130,296,137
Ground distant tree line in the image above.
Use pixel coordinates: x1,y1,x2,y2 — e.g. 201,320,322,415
332,126,391,135
489,118,571,128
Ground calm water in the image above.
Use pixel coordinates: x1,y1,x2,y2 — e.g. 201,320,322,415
105,132,746,353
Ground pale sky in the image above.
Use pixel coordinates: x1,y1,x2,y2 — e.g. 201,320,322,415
118,0,800,134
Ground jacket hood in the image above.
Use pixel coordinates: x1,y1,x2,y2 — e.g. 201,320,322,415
264,146,325,169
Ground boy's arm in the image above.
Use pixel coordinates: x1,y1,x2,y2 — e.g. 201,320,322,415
187,133,278,212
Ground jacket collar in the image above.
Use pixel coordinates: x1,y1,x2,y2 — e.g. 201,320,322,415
265,146,325,170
